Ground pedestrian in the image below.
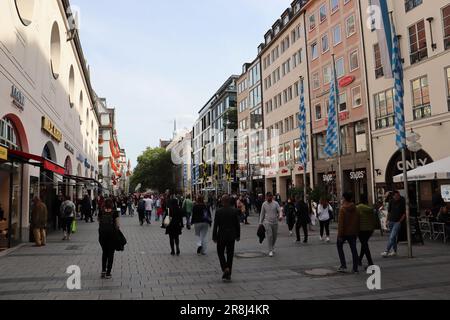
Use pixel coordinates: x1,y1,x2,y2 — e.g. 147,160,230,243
60,196,76,241
285,198,297,237
166,199,184,256
431,188,445,220
317,198,333,243
82,194,93,223
0,202,4,220
144,194,153,224
137,196,146,226
357,199,376,269
213,195,241,282
55,194,64,230
255,194,264,217
92,195,98,218
275,193,282,205
237,196,246,224
120,196,127,216
98,198,120,279
295,196,310,243
31,196,48,247
337,192,360,274
182,194,194,230
381,191,406,258
437,205,450,235
192,195,212,255
259,192,283,257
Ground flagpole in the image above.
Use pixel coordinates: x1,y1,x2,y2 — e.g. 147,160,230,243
300,76,308,202
389,11,413,258
331,54,344,207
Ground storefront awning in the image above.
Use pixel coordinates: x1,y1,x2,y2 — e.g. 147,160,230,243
394,156,450,182
7,149,65,176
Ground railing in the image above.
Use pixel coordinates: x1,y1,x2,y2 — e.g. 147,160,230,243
375,115,395,129
413,104,432,120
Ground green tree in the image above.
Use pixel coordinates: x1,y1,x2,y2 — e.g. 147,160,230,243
129,147,175,193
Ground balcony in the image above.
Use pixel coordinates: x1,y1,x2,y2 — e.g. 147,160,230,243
375,115,395,130
413,104,432,120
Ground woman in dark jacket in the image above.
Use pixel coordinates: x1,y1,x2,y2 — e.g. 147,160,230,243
285,198,297,237
98,198,120,279
166,199,184,256
191,195,212,255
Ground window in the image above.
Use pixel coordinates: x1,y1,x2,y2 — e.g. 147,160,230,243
374,88,395,129
311,42,318,60
339,92,347,112
373,43,384,78
249,86,261,108
323,65,332,84
335,57,345,78
0,117,21,150
312,72,320,90
251,107,263,129
446,67,450,110
405,0,422,12
355,121,368,153
320,5,327,23
285,119,290,133
412,76,431,120
315,104,322,120
15,0,36,26
50,22,61,79
309,13,316,31
346,15,356,37
349,50,359,71
352,86,362,107
331,0,340,13
409,20,428,65
322,34,329,53
340,126,351,155
444,5,450,50
332,24,342,45
315,133,327,159
279,145,285,166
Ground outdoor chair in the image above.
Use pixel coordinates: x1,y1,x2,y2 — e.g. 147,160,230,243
431,223,447,244
419,217,432,240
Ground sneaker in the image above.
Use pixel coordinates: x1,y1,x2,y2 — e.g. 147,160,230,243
319,236,323,241
289,231,293,237
176,250,181,256
337,267,347,273
197,246,203,255
105,274,112,279
352,270,360,275
303,240,308,244
388,251,397,257
326,237,330,243
170,251,175,256
269,251,274,257
101,272,106,279
381,251,389,258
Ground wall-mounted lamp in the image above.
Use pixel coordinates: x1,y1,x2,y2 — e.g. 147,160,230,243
426,17,437,51
432,122,442,127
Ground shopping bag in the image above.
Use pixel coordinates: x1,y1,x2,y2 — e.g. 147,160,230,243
310,213,317,226
163,215,172,228
71,219,77,233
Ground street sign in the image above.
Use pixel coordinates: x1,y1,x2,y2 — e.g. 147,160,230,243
0,146,7,160
442,185,450,202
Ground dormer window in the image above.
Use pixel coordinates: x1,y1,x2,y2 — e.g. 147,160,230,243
275,26,280,35
284,15,289,25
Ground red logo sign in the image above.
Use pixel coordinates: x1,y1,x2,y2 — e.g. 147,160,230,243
339,76,355,88
43,160,66,176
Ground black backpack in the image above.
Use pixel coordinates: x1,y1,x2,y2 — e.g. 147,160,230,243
99,213,115,233
63,204,74,218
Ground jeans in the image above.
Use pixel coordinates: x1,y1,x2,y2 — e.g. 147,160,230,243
359,231,374,266
296,222,308,242
33,228,46,246
145,210,152,223
386,222,402,253
63,217,74,236
185,212,192,227
195,223,209,253
265,223,279,252
128,205,133,216
320,220,330,238
337,235,359,272
217,240,235,273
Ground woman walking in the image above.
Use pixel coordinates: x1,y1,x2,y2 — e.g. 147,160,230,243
166,199,184,256
98,198,120,279
192,195,212,255
317,198,333,243
284,198,297,237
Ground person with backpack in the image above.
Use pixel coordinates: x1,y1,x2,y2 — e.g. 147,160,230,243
98,198,120,279
192,195,212,255
182,195,194,230
317,197,333,243
60,196,76,241
137,196,146,226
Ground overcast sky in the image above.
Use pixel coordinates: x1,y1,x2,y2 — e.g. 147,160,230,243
74,0,289,167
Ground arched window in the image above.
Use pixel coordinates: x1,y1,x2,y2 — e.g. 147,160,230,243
50,22,61,79
15,0,35,26
69,65,75,106
0,117,21,150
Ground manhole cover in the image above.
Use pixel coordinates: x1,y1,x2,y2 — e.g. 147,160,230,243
236,252,266,258
304,268,337,277
65,245,82,251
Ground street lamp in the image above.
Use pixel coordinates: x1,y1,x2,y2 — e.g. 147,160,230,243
287,159,295,198
407,131,422,215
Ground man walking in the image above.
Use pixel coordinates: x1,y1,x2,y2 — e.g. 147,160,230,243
357,199,376,268
213,195,241,282
382,191,406,258
60,196,76,241
259,192,283,257
182,195,193,230
31,197,48,247
144,195,153,224
295,196,310,243
337,192,360,274
137,196,146,226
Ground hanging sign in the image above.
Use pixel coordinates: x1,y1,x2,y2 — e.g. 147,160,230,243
0,146,7,160
441,185,450,203
350,170,365,180
339,75,355,88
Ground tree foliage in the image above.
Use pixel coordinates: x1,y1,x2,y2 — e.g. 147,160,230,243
129,147,175,193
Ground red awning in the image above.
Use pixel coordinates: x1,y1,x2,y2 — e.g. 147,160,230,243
8,149,66,176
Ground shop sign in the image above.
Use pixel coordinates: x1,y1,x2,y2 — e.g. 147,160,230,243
350,170,365,181
441,185,450,203
323,174,334,183
43,160,65,176
64,142,74,154
42,117,62,142
0,146,7,160
76,153,85,163
84,158,91,169
11,85,25,110
339,76,355,88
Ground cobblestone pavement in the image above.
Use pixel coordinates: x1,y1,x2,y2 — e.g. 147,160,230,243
1,211,450,300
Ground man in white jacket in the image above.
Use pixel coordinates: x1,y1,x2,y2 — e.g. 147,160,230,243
259,193,283,257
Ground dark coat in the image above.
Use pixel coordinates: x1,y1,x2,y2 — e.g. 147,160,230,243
257,224,266,244
212,207,241,243
295,201,311,224
81,197,91,214
191,204,212,226
165,206,184,236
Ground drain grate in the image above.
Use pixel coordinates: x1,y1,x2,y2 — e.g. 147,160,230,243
235,252,267,259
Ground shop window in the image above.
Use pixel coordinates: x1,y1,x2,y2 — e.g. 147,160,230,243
355,121,368,153
15,0,35,26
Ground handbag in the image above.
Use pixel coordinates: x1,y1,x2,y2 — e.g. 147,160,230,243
115,230,127,252
163,215,172,228
71,219,77,233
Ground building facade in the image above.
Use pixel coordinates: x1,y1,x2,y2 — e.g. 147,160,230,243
0,0,99,249
361,0,450,208
261,0,313,202
305,0,373,204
